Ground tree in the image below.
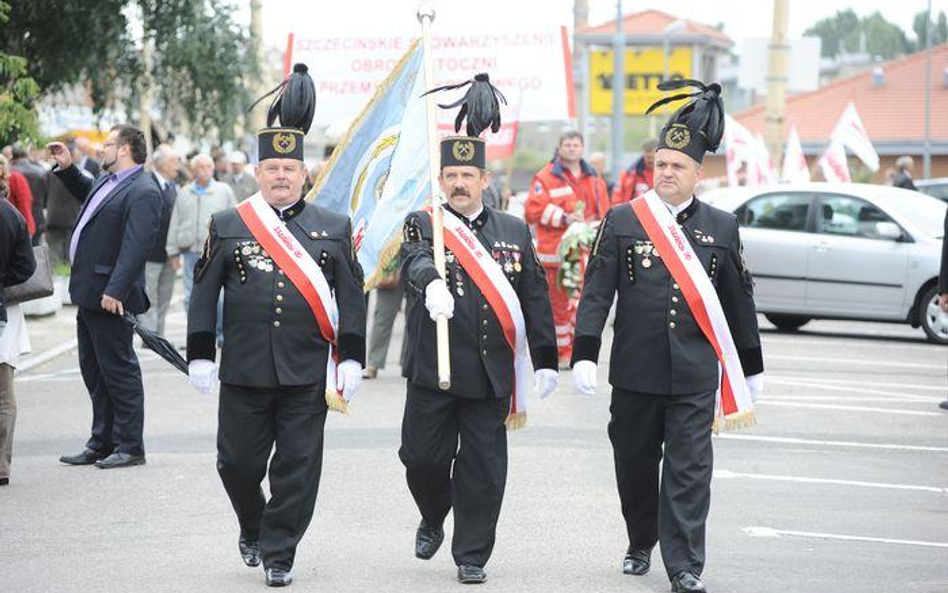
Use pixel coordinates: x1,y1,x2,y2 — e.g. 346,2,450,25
0,1,41,146
804,9,913,59
913,10,948,48
0,0,256,142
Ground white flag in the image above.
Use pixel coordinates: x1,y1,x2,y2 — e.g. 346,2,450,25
781,125,810,183
818,141,851,183
830,102,879,172
723,115,757,186
746,134,778,186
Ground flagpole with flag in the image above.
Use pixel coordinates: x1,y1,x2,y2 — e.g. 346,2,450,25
418,4,452,390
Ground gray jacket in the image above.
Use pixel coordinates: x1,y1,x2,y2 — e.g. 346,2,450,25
166,180,236,256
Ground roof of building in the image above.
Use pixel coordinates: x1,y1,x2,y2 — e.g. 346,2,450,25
733,44,948,147
576,9,732,47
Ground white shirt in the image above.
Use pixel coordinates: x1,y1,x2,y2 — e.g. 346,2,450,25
663,196,693,217
463,204,484,222
153,171,171,191
0,305,31,367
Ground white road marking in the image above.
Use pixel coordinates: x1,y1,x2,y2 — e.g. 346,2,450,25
762,335,939,352
15,338,78,374
757,400,941,416
715,470,948,494
764,395,940,404
742,526,948,549
767,377,941,402
766,354,943,370
715,434,948,453
768,375,948,393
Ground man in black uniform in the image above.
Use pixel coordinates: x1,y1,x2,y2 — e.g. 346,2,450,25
186,64,366,588
571,80,764,593
399,74,558,585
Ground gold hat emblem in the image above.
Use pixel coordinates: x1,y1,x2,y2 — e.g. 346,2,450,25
272,132,297,154
452,140,475,162
664,124,691,150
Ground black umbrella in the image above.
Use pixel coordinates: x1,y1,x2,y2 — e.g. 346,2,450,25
125,312,188,374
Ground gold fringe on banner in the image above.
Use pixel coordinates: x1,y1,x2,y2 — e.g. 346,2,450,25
505,412,527,431
711,410,756,435
362,232,405,292
325,389,349,414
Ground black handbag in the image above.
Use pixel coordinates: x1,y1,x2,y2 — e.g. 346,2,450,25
4,245,55,304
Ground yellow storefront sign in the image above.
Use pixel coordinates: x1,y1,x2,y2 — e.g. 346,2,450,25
589,47,693,116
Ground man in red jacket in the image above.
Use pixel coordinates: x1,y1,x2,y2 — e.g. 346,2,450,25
612,139,657,204
524,131,609,366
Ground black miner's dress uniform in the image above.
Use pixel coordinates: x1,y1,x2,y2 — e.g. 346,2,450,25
572,80,763,585
188,198,366,571
399,202,557,568
188,64,366,577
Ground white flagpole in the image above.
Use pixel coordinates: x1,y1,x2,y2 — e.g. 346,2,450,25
417,3,451,390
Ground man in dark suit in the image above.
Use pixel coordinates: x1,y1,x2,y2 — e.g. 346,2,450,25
139,145,180,335
47,124,161,470
892,156,917,191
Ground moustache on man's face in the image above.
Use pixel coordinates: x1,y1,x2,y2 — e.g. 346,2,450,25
451,188,470,197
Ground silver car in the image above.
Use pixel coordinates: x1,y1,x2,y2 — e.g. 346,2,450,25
701,183,947,344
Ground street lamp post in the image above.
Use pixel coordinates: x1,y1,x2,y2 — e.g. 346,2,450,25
610,0,625,184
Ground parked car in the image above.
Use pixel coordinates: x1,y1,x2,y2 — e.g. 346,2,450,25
916,177,948,203
701,183,947,344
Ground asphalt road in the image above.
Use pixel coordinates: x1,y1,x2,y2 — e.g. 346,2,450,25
2,297,946,593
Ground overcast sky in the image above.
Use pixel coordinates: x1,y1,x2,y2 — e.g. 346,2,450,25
251,0,948,50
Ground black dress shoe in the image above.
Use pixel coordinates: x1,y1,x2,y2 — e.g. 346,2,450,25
0,477,8,486
456,564,487,584
672,571,707,593
414,519,444,560
94,452,146,469
238,537,261,567
59,449,108,465
622,547,651,575
265,568,293,587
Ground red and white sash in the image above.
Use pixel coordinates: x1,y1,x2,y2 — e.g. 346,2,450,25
630,191,755,432
236,194,347,409
440,208,532,430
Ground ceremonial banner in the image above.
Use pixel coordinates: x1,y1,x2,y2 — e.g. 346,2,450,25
287,27,573,126
309,39,431,288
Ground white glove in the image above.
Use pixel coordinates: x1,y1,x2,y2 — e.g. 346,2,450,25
534,368,559,400
424,279,454,321
337,359,363,402
746,373,764,403
572,360,598,396
188,359,218,396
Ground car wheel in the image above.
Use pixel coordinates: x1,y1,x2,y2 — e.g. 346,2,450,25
918,285,948,345
765,313,811,332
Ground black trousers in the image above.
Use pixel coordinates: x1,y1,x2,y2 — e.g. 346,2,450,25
608,388,715,579
76,308,145,456
398,382,509,568
217,382,328,572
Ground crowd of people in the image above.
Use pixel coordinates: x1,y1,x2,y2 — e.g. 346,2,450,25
1,65,943,593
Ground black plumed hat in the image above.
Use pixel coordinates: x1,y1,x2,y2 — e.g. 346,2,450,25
249,63,316,161
647,79,725,164
423,72,506,169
